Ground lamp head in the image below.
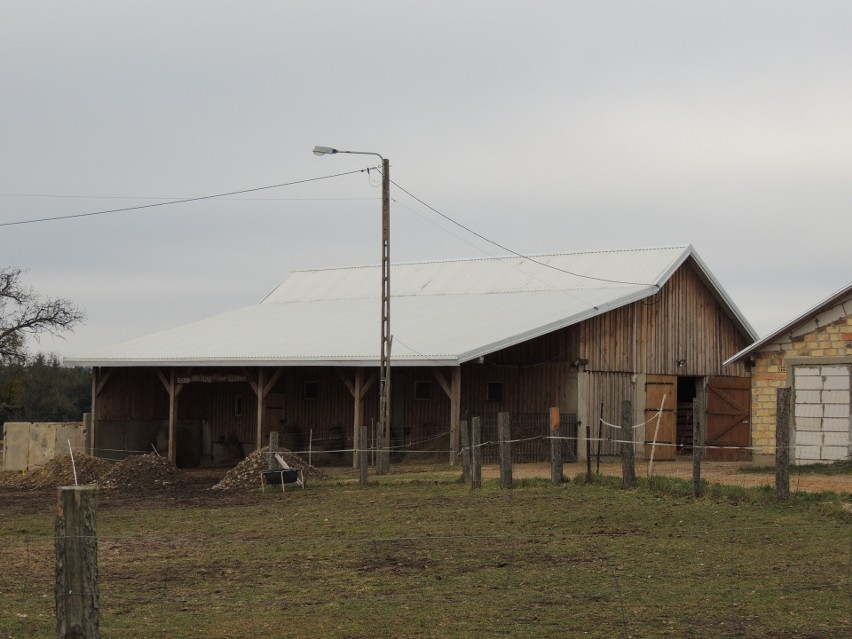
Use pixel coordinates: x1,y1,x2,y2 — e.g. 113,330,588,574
313,146,338,156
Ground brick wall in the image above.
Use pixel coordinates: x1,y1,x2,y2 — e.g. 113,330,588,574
749,313,851,453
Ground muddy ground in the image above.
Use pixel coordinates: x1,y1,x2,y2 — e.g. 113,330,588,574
1,456,849,518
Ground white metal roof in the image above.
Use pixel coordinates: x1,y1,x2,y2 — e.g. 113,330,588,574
66,245,757,368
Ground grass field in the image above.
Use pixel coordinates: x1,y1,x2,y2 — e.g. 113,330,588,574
1,471,849,638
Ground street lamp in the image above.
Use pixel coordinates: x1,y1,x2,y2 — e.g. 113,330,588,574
313,146,391,475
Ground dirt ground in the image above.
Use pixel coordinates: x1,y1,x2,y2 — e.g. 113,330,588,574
1,457,848,518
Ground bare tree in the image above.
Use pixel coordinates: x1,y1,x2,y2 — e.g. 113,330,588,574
0,267,85,363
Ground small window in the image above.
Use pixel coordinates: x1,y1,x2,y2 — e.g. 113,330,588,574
304,381,319,400
486,381,504,402
414,381,432,401
233,395,243,417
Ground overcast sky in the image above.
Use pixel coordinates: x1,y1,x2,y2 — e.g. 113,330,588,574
2,1,850,360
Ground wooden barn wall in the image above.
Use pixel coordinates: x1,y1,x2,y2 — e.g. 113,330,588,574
97,368,167,421
583,371,635,456
579,261,751,377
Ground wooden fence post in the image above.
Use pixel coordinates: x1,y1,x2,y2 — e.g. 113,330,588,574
268,431,279,470
621,400,635,489
359,425,368,487
56,486,99,639
550,407,563,485
692,383,705,498
459,419,471,484
471,416,482,489
586,420,592,481
498,412,513,489
776,387,792,501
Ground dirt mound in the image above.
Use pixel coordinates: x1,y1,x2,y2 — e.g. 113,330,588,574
101,453,187,490
0,453,113,489
213,447,327,490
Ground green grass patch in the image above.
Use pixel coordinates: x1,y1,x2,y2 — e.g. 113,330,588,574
1,476,850,638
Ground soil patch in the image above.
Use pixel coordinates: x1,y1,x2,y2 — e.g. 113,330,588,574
0,453,113,489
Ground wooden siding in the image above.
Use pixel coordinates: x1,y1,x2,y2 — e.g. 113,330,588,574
582,371,635,456
579,259,751,377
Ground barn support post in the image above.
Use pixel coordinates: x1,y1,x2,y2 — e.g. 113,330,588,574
692,380,706,498
775,387,792,501
55,486,99,639
498,412,513,489
255,368,266,452
339,368,376,468
471,416,482,489
168,370,177,464
449,367,461,466
621,400,636,489
550,406,563,485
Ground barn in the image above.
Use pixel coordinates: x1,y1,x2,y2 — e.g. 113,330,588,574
725,283,852,464
65,245,757,467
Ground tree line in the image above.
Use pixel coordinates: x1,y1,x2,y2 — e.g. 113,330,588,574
1,266,87,423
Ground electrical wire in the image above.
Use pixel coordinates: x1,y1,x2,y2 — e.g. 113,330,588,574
389,176,658,288
0,168,370,228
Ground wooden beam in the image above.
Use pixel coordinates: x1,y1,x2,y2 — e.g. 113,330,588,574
353,368,364,468
432,368,452,398
95,369,112,396
90,369,98,456
263,368,282,399
338,368,356,398
157,369,169,393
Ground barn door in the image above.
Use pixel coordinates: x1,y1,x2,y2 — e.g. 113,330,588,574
705,376,751,461
644,375,676,460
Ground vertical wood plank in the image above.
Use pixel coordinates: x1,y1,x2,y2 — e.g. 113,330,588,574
168,369,176,464
459,419,470,483
256,368,265,452
448,366,461,466
359,425,368,487
692,381,706,498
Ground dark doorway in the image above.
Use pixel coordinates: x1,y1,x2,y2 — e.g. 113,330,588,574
676,377,699,453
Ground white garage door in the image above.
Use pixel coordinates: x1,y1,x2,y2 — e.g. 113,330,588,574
793,365,851,463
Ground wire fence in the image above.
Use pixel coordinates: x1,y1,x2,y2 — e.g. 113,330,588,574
3,516,850,638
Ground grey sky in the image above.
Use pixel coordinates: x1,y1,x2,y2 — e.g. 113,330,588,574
2,1,850,359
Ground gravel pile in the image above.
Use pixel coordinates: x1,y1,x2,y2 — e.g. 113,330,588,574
0,453,113,489
100,453,187,490
213,446,327,490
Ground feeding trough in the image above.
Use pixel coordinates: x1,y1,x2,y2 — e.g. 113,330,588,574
260,453,305,492
262,468,300,485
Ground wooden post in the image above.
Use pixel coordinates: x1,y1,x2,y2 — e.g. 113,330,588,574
55,486,99,639
168,369,177,464
353,368,363,468
621,400,635,489
776,387,791,501
90,371,97,457
692,383,705,498
586,420,592,481
498,412,513,489
471,416,482,489
448,367,462,466
459,419,471,483
268,431,279,471
550,407,563,485
596,402,604,474
359,425,368,487
255,367,266,452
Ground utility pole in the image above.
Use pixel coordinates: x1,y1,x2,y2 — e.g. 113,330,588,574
313,146,392,473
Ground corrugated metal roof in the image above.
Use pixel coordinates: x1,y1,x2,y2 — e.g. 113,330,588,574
66,245,756,368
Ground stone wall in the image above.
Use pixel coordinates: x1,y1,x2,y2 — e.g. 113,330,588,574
749,301,851,455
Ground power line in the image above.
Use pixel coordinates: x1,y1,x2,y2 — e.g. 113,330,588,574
389,177,657,288
0,168,370,228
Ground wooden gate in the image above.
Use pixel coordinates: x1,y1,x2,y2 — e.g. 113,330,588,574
705,376,751,461
644,375,676,460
